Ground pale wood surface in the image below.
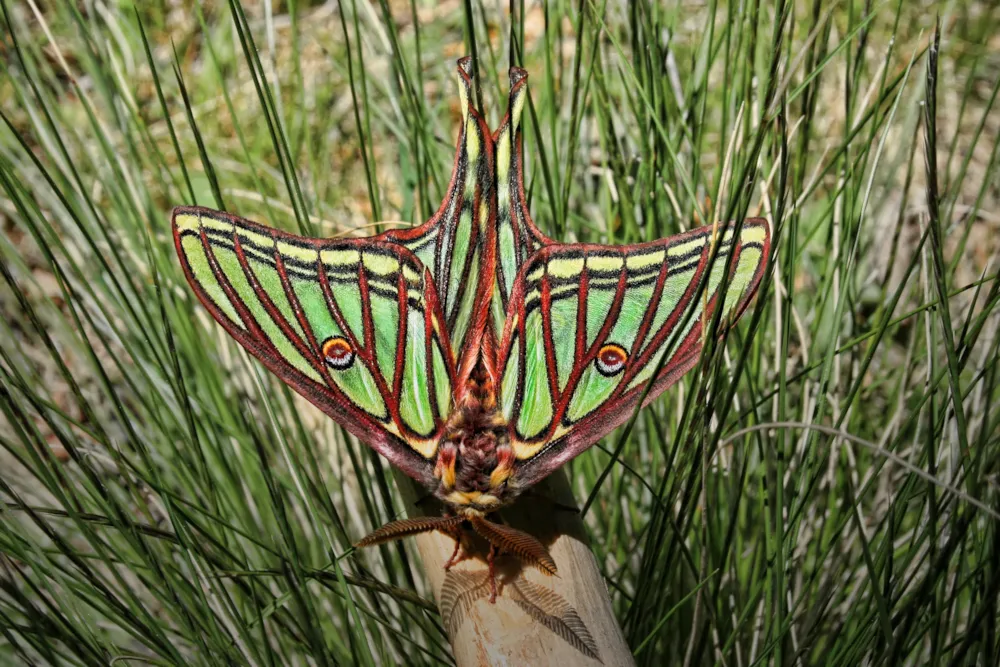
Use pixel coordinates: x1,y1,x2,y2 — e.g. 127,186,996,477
397,471,635,667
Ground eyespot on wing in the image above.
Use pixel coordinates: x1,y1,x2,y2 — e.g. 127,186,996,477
595,343,627,376
322,336,355,370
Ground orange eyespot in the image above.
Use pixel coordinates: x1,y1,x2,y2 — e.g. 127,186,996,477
595,343,628,376
322,336,355,370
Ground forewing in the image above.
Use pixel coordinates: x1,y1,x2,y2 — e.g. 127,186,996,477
377,57,495,362
173,206,456,486
498,219,770,487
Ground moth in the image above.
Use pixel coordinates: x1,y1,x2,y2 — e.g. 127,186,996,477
172,58,770,601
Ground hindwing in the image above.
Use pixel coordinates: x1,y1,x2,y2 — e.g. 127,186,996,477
376,58,496,366
490,67,552,336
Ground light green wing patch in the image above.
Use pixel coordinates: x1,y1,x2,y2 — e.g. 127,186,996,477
173,207,458,468
498,220,770,461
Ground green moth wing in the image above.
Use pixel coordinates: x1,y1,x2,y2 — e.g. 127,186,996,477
172,206,457,486
497,219,770,487
375,58,496,366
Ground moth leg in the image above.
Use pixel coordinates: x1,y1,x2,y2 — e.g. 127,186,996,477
487,545,498,604
438,519,470,571
443,538,463,570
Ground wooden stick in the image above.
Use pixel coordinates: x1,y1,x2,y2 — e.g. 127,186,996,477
397,470,635,667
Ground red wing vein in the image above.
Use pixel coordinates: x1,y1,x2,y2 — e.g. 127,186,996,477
539,271,559,404
549,260,628,433
512,299,529,426
200,229,270,344
356,255,405,433
445,209,479,332
357,258,377,363
275,248,324,362
232,234,325,378
317,257,363,356
423,282,443,427
624,259,670,378
618,246,710,392
392,271,408,403
574,261,589,366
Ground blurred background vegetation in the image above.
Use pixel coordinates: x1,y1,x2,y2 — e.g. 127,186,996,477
1,0,998,664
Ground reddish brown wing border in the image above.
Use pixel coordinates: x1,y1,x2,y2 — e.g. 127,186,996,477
172,206,456,487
